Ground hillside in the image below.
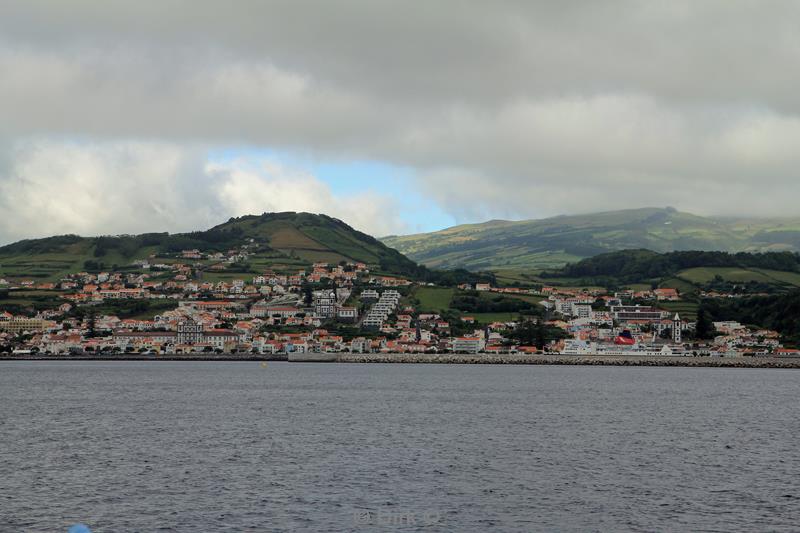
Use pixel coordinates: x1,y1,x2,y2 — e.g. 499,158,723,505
0,212,463,282
548,249,800,281
703,291,800,345
542,249,800,292
382,207,800,271
528,250,800,331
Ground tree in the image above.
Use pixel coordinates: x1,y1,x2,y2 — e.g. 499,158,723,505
86,309,97,338
695,307,713,340
302,281,313,307
510,318,567,350
591,298,606,311
534,320,547,349
511,319,536,346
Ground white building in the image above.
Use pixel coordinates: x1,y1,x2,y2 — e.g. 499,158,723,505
361,290,401,328
561,339,594,355
360,289,380,301
451,336,485,353
571,303,593,319
177,319,204,344
314,289,338,318
337,306,358,321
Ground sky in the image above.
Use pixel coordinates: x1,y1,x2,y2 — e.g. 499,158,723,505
2,1,800,244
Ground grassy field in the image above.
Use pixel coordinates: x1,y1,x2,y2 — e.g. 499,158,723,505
198,271,256,282
0,240,156,282
623,283,653,291
533,279,608,291
491,268,553,287
292,250,352,264
491,293,544,304
528,265,800,297
0,252,87,281
247,254,311,274
675,267,800,288
677,267,771,284
658,277,698,293
0,289,65,311
658,301,700,320
750,269,800,286
413,286,454,312
465,312,521,323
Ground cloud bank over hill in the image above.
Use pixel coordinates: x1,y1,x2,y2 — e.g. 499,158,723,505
0,141,403,242
2,1,800,242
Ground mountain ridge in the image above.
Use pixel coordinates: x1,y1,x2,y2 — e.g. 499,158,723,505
382,207,800,271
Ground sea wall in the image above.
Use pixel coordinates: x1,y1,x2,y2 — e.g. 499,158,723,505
2,352,800,368
0,353,288,362
338,353,800,368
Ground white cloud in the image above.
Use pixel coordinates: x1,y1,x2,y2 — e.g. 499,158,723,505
208,159,406,236
0,141,406,244
0,141,212,241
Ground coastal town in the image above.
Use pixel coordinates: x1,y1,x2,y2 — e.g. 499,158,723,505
0,242,795,359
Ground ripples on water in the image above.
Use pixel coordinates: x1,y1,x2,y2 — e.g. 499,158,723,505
1,362,799,532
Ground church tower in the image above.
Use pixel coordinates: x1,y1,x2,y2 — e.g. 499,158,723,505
672,313,681,344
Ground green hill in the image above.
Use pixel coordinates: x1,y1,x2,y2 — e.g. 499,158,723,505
703,291,800,345
382,207,800,270
538,249,800,296
0,212,470,282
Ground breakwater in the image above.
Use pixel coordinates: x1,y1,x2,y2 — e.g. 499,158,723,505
339,353,800,368
0,353,288,362
3,352,800,368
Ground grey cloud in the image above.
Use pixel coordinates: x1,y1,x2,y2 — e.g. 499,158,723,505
4,1,799,109
2,1,800,232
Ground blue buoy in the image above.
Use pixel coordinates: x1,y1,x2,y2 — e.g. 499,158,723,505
68,524,92,533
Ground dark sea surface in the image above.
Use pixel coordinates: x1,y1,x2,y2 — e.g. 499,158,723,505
1,362,799,532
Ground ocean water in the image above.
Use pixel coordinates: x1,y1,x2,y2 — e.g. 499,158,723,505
1,361,799,532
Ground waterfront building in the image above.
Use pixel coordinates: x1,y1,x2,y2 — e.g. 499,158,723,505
452,336,485,353
0,317,48,334
177,318,204,344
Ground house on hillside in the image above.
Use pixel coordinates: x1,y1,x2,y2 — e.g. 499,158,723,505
654,288,680,301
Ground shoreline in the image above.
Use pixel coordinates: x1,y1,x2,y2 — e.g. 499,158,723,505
2,353,800,368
